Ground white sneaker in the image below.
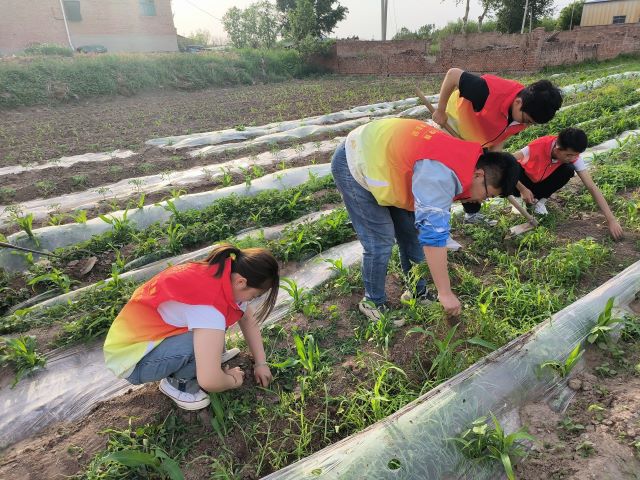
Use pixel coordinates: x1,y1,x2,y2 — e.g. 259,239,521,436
222,347,240,364
358,298,388,322
464,212,498,226
446,236,462,251
534,198,548,215
159,377,210,410
400,289,437,305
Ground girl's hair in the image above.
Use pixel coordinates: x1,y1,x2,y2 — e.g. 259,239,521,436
203,243,279,323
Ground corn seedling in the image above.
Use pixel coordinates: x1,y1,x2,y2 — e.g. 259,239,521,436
0,335,46,387
587,297,623,346
218,167,232,187
99,210,132,242
166,223,186,254
210,392,229,441
408,324,495,383
280,277,308,312
452,413,536,480
73,210,88,224
28,268,74,293
272,333,324,375
539,343,584,378
13,212,36,242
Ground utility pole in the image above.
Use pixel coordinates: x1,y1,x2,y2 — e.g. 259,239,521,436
569,2,576,30
521,0,530,34
381,0,388,41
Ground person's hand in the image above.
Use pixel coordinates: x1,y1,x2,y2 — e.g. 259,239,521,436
438,291,462,316
225,365,245,389
608,219,624,241
519,187,535,204
432,109,448,127
254,363,273,387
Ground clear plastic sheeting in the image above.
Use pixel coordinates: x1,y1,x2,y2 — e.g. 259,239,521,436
0,164,332,272
0,241,362,450
0,138,344,228
189,118,368,158
264,261,640,480
0,149,136,178
561,71,640,95
146,99,422,149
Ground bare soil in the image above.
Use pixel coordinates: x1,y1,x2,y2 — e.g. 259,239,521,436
0,75,436,169
516,338,640,479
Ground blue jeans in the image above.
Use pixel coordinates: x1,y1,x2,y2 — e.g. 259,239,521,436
126,331,197,385
331,142,427,306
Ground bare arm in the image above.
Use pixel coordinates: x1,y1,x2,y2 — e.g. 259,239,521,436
238,305,273,387
194,328,244,392
423,245,461,316
577,170,623,240
433,68,463,126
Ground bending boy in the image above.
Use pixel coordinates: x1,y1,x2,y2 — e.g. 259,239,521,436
331,118,520,317
513,127,623,240
433,68,562,224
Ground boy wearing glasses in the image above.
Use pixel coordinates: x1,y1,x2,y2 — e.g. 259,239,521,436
432,68,563,224
513,127,623,240
331,118,520,318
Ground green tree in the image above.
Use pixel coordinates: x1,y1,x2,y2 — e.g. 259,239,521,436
496,0,555,33
392,24,435,41
558,1,584,30
277,0,348,38
477,0,502,30
286,0,317,42
222,1,281,48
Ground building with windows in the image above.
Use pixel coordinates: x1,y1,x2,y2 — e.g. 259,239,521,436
1,0,178,54
581,0,640,26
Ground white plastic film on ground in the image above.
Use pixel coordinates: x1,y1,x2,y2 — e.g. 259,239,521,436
146,98,422,149
0,149,136,178
0,138,344,228
0,164,331,272
0,241,362,450
263,261,640,480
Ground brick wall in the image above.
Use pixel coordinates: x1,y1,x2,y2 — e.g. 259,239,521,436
1,1,70,54
1,0,177,54
322,23,640,75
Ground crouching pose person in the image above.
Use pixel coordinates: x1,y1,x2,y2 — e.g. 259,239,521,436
331,118,520,318
104,244,279,410
514,127,623,240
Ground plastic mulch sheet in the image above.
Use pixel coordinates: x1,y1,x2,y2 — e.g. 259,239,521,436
0,164,332,272
0,139,343,228
0,241,363,450
263,261,640,479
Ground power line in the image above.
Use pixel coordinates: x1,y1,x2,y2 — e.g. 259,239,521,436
181,0,223,22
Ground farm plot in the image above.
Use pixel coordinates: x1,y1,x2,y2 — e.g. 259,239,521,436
1,57,640,479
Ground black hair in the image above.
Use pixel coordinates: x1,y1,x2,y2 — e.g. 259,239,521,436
557,127,588,153
517,79,563,124
476,151,522,198
203,243,280,323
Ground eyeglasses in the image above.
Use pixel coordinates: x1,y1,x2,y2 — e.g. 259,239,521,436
483,174,489,199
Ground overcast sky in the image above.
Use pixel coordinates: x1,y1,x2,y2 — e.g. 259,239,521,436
170,0,576,42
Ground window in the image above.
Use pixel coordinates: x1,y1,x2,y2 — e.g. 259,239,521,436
63,0,82,21
612,15,626,24
139,0,157,16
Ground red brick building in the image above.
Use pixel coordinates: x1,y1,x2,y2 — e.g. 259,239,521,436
1,0,178,54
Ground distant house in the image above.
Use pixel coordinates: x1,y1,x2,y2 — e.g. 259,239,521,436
1,0,178,54
581,0,640,26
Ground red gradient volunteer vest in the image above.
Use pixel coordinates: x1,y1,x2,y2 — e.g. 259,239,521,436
109,260,243,345
446,74,526,147
356,119,482,211
520,135,577,183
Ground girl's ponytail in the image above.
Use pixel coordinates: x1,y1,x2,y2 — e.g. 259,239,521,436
204,243,279,323
205,243,242,278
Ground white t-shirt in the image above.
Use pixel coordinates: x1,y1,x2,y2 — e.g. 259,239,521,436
519,145,587,173
157,300,248,332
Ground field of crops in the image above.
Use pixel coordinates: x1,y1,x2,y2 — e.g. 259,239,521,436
1,56,640,479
